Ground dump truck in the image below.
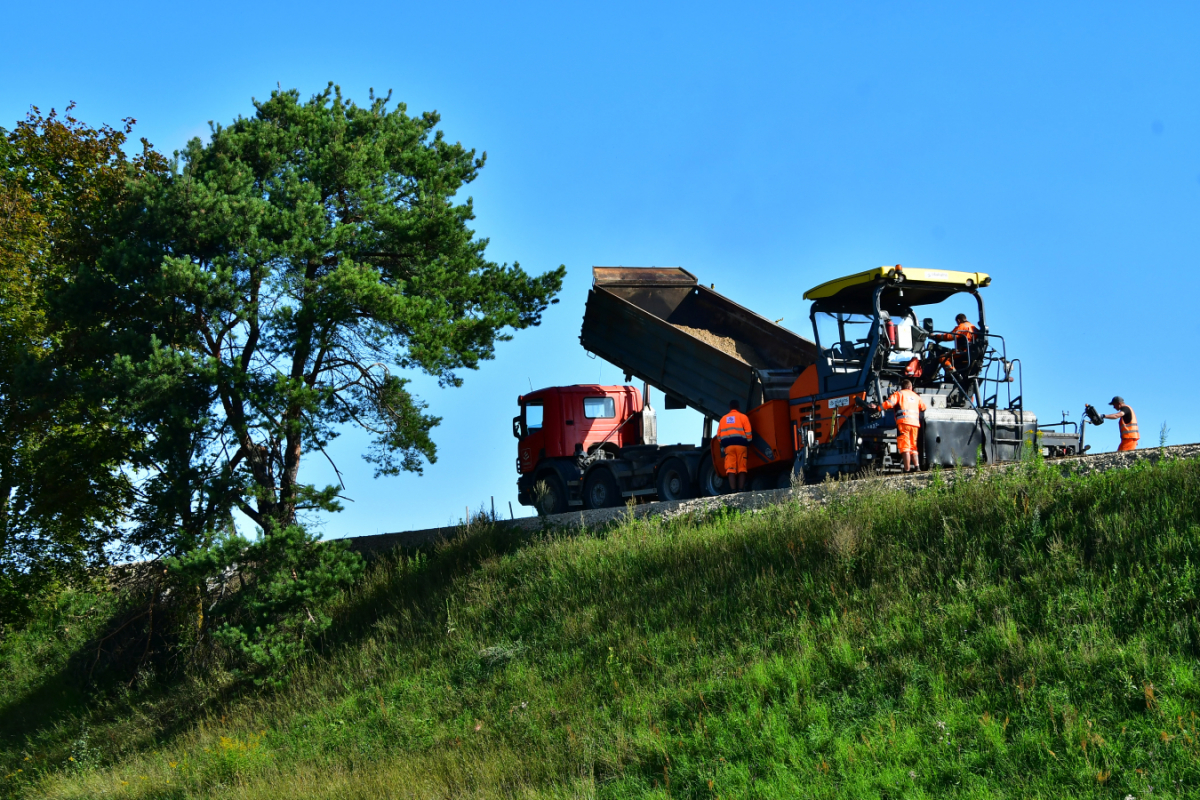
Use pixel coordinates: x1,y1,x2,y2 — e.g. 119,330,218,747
514,265,1085,514
515,267,816,514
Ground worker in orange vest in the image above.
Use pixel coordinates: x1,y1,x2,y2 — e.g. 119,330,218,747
880,378,927,473
718,399,753,492
932,313,978,374
1103,396,1139,451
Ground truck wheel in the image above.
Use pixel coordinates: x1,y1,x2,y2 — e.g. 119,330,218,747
698,457,726,497
656,458,695,501
533,473,568,516
583,468,622,509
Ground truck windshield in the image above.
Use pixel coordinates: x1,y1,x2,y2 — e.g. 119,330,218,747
583,397,616,419
814,311,874,365
525,401,543,430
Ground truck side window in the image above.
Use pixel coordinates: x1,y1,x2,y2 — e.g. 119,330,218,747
525,402,543,430
583,397,616,419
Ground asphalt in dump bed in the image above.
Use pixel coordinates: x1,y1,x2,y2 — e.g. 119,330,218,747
673,324,769,368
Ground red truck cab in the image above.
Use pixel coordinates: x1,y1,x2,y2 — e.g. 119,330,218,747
516,384,712,515
515,385,644,475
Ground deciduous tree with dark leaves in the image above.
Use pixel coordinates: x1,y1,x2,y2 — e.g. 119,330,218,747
0,105,163,626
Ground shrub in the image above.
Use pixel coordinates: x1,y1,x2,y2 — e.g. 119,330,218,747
168,523,363,682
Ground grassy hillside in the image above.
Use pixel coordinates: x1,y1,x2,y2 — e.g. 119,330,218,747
3,455,1200,799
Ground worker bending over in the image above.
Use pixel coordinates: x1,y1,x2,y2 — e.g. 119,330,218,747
718,399,753,492
932,313,978,374
1103,396,1139,451
881,378,927,473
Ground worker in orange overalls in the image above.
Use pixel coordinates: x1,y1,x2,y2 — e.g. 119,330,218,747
718,399,753,492
880,378,927,473
932,313,978,374
1103,396,1139,451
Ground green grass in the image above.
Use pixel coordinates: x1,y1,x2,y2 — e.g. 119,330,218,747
3,455,1200,798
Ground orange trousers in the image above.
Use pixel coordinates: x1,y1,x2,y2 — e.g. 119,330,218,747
1118,438,1138,452
723,445,748,474
896,424,919,454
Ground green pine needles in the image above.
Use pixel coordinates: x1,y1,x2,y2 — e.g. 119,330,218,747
167,524,364,683
78,83,564,548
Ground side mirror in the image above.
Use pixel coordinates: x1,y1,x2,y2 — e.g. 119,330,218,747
512,416,523,439
922,318,934,334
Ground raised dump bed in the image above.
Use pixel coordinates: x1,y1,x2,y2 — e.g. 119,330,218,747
580,267,819,420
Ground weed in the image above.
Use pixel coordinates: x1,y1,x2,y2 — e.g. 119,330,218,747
531,480,551,516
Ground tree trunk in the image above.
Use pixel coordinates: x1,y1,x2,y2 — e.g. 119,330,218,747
0,439,15,556
276,259,320,529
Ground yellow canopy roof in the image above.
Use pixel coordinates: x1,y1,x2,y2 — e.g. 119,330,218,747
803,265,990,312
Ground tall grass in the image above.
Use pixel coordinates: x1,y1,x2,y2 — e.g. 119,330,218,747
3,456,1200,798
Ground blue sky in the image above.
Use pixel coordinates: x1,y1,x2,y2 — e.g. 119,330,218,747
4,1,1198,537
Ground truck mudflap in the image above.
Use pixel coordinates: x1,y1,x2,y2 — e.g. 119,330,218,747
922,408,1038,467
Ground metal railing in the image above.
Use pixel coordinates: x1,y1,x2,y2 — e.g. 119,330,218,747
927,330,1027,462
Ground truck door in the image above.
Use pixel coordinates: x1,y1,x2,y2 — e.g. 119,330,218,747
581,394,618,451
517,399,546,474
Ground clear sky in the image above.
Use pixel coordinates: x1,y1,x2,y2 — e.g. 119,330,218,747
4,1,1198,538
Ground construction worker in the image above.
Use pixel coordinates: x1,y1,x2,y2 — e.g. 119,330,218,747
932,313,978,373
718,399,753,492
880,378,927,472
1103,396,1139,451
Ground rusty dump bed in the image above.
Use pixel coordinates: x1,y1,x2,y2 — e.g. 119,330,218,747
580,267,819,421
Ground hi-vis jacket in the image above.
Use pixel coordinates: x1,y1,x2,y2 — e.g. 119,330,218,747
933,321,978,352
1118,405,1139,443
718,410,752,447
882,389,927,428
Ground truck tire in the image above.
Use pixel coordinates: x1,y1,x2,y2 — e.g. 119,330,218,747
698,456,726,497
583,467,622,509
533,473,568,516
656,457,695,501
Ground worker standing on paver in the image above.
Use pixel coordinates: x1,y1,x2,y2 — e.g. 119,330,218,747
880,378,927,473
1103,396,1139,451
932,313,979,374
718,399,753,492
